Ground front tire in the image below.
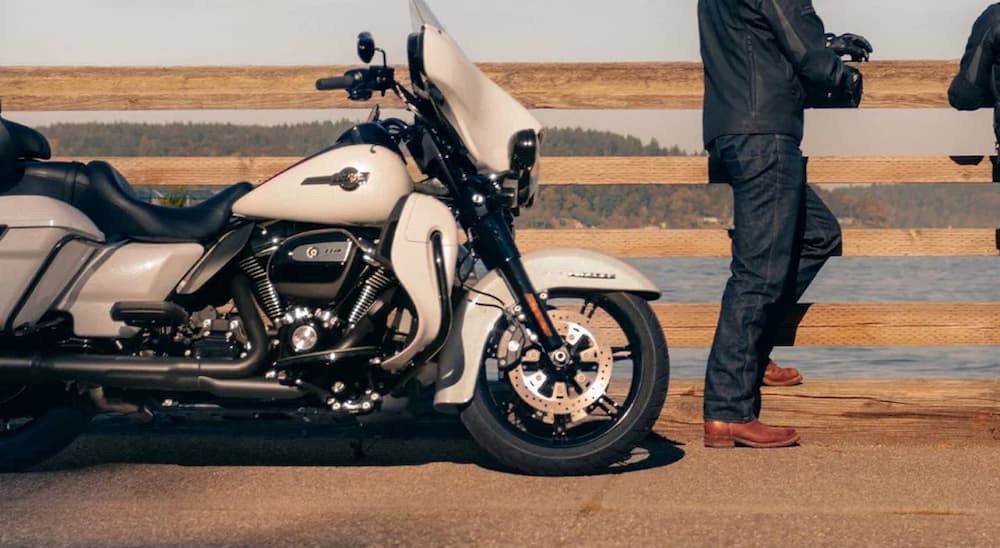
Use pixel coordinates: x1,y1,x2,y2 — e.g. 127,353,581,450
460,292,669,476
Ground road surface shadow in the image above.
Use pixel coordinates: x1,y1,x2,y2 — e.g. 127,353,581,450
37,413,685,475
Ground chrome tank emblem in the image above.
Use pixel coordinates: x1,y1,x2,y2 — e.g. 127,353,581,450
301,167,371,191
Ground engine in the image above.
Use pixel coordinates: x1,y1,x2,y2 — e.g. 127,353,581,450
239,224,399,359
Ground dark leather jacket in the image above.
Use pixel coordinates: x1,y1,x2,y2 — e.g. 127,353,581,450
698,0,850,146
949,4,1000,111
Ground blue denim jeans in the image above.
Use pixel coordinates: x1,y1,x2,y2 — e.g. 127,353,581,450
704,134,843,422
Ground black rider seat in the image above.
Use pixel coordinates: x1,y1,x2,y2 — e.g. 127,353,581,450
81,161,253,244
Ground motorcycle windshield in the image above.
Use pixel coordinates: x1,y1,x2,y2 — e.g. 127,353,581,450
408,0,542,173
409,0,444,33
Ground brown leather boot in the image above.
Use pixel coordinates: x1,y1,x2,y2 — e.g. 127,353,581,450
763,360,803,387
704,420,801,448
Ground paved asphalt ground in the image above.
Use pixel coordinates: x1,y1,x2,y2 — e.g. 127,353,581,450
2,402,998,547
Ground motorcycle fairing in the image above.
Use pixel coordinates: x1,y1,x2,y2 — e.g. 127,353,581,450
412,17,542,173
432,249,661,412
381,193,459,371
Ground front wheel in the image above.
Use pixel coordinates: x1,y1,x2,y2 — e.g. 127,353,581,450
460,291,669,476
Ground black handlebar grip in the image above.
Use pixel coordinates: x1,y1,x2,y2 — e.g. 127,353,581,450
316,75,356,91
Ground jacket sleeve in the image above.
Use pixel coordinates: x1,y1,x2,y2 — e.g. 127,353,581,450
948,6,1000,111
758,0,845,91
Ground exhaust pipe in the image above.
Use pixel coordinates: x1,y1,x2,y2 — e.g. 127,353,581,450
0,275,301,400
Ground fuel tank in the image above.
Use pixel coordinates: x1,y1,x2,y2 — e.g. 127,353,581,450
233,143,413,226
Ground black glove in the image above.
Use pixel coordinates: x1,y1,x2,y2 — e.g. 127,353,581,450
805,65,864,109
825,33,873,62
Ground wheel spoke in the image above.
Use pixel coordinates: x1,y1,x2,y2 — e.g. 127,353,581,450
553,415,570,439
568,334,590,355
597,394,623,416
578,346,600,363
579,301,598,320
612,345,633,360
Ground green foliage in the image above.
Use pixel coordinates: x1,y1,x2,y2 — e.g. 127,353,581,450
157,188,191,208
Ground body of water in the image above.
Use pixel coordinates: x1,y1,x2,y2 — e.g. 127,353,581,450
627,257,999,379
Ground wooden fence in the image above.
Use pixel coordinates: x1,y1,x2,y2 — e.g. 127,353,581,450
2,62,997,349
0,61,962,110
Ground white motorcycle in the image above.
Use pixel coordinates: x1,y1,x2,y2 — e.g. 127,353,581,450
0,0,669,475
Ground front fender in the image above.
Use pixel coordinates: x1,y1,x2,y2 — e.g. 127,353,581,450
433,248,659,413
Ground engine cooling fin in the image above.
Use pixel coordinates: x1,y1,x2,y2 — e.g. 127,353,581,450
238,254,284,321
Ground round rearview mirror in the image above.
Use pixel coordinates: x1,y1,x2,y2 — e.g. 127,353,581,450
358,32,376,64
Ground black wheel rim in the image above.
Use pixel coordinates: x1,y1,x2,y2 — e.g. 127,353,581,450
480,292,644,449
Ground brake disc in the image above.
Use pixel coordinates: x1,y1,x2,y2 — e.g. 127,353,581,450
499,309,614,424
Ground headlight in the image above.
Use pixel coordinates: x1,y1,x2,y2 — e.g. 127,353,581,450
509,129,540,208
510,129,539,172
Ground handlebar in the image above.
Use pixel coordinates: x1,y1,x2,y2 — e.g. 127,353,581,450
314,66,395,101
316,74,360,91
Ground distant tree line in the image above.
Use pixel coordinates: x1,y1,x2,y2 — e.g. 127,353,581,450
42,121,701,158
43,121,358,157
518,184,998,229
38,122,998,229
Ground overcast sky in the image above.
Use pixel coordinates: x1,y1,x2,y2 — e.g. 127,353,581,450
0,0,993,65
2,0,998,154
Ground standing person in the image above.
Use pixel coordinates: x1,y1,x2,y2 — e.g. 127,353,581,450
949,5,1000,126
698,0,870,448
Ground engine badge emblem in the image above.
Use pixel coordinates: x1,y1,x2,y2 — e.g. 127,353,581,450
301,167,371,191
291,241,353,263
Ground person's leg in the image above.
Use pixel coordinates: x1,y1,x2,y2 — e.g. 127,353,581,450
790,185,843,301
762,184,843,388
704,134,806,423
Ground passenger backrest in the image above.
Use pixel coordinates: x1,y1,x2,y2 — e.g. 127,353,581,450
0,119,16,180
0,117,53,182
2,119,52,162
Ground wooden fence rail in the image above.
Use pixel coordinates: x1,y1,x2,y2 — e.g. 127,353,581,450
645,303,1000,348
63,156,1000,186
0,61,962,111
516,229,998,258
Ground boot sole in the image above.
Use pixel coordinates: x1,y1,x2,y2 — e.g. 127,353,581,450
704,434,801,449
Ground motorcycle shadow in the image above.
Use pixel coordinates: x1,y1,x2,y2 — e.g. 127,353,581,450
38,413,686,475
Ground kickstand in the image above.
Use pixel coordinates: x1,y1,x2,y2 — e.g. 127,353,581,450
349,423,371,461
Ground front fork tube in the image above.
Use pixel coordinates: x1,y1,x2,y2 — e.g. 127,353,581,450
471,211,567,357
